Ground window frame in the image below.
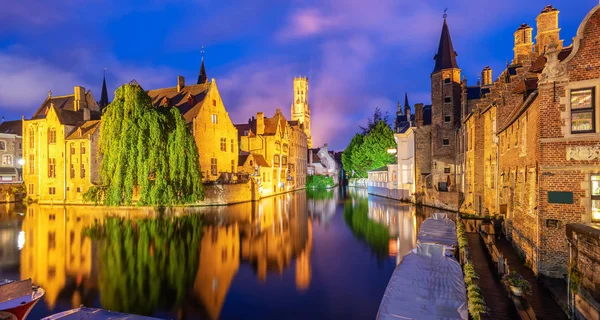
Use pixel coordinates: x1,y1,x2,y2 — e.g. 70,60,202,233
570,87,596,134
592,174,600,222
211,158,218,176
2,154,12,166
0,140,5,151
442,138,450,146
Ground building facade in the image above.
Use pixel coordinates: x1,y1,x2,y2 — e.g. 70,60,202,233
288,120,308,189
0,119,23,182
148,75,238,182
23,86,102,203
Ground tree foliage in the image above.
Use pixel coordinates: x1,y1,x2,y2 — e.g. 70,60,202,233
306,175,335,189
342,112,396,178
84,83,203,206
359,107,389,135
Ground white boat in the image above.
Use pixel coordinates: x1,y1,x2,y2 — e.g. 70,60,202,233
0,278,45,320
42,307,165,320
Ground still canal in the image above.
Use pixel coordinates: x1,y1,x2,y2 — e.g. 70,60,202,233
0,188,449,319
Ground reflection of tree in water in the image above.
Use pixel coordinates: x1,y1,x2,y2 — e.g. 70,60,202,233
343,197,389,258
85,215,202,316
306,188,334,200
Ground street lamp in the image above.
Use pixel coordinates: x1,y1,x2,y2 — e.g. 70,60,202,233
387,148,397,154
18,158,25,166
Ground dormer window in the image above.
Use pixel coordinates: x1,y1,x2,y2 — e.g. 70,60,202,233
187,94,195,105
161,97,170,107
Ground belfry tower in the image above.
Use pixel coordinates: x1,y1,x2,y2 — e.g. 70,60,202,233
291,76,312,148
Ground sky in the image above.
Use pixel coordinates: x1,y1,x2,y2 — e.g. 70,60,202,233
0,0,598,150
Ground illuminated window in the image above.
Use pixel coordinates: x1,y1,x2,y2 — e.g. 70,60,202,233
211,114,218,124
2,155,12,165
48,128,57,144
592,175,600,222
571,88,595,133
211,158,217,176
48,158,56,177
29,154,34,174
29,127,35,147
274,155,280,165
282,156,287,166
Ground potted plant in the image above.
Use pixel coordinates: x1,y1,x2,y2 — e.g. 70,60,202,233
502,271,532,296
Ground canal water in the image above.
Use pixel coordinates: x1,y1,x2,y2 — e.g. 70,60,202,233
0,188,448,320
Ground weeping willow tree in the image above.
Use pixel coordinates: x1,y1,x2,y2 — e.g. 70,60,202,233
84,82,203,206
84,215,203,315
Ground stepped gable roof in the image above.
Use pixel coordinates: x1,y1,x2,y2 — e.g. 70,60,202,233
66,120,101,140
263,111,288,136
529,46,573,73
31,91,100,125
0,120,22,135
433,19,459,73
147,82,210,123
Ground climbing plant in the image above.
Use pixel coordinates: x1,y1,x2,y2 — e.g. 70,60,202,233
84,83,203,206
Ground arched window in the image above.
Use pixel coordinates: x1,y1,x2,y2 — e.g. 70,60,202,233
0,141,5,151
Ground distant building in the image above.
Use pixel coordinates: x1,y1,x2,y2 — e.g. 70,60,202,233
0,119,23,182
23,86,102,203
307,144,339,180
290,76,312,148
148,57,238,182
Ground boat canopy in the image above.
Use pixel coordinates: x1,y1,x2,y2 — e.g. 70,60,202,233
417,212,458,248
377,243,468,320
42,308,164,320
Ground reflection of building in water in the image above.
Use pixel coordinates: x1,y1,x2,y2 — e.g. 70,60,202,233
193,224,240,320
20,205,95,309
368,200,417,262
0,203,23,270
346,187,368,199
240,193,311,286
295,220,312,291
307,188,337,226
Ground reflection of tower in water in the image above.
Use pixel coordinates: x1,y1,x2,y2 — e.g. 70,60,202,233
192,224,240,320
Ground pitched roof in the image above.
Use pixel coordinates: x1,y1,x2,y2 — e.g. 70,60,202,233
147,82,210,123
395,114,415,134
263,111,288,136
498,90,539,134
0,120,22,135
238,154,250,166
31,90,100,125
529,47,573,73
433,19,459,73
65,120,101,140
467,86,491,100
513,78,539,94
234,123,254,139
253,154,270,167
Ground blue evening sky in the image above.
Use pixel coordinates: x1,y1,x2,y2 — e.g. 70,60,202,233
0,0,597,149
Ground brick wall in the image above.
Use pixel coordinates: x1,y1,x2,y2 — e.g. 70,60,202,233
566,224,600,319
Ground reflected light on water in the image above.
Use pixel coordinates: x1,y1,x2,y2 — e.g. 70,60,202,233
17,231,25,250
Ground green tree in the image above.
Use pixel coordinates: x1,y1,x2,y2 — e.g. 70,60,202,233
85,83,203,206
342,119,396,178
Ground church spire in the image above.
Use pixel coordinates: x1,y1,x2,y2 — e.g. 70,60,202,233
433,15,459,73
99,68,109,110
197,46,208,84
404,92,410,109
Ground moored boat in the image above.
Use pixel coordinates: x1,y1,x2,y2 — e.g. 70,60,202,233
0,279,45,320
42,307,165,320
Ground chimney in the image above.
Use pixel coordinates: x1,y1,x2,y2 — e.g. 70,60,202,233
74,86,86,111
535,5,562,54
256,112,265,135
177,76,185,92
415,103,424,127
513,24,533,64
481,66,492,85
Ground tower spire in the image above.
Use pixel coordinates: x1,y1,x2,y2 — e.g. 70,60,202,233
433,13,459,73
404,92,410,109
197,46,208,84
99,68,109,110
